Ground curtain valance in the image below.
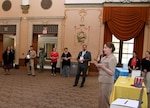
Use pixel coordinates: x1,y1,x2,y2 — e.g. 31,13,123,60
103,7,149,41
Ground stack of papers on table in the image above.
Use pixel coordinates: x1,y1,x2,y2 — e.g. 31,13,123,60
110,98,139,108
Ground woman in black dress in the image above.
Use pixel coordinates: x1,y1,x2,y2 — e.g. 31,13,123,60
2,46,14,75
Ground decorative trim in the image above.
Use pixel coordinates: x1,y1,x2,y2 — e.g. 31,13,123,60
0,17,21,20
103,2,150,6
27,16,64,21
65,2,150,7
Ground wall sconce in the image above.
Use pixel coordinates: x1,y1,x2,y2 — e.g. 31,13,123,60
21,0,30,14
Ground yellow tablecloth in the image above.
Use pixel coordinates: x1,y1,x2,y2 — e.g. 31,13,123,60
110,76,148,108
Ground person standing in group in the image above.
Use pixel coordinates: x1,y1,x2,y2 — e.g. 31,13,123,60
26,45,36,76
61,47,72,77
128,51,140,75
73,44,91,88
50,47,59,77
95,42,117,108
141,51,150,94
2,46,14,75
38,48,46,72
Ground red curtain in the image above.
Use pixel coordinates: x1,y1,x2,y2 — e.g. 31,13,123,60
103,7,149,60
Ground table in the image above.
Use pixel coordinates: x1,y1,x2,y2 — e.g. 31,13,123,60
110,76,148,108
114,67,129,81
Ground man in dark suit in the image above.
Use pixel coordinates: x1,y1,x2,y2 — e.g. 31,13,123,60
73,44,91,88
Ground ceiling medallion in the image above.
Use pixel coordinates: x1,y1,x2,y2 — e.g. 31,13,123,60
41,0,52,10
2,0,12,11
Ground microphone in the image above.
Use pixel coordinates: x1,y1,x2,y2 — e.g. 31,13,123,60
97,52,103,63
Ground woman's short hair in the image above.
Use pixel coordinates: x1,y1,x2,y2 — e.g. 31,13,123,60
64,47,68,50
105,42,115,52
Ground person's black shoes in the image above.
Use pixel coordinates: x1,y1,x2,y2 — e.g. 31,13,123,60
28,74,31,76
80,85,84,88
73,84,84,88
73,84,77,87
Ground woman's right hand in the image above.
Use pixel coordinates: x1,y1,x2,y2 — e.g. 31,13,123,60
95,62,105,68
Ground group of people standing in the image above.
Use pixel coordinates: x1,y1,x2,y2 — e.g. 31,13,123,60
25,44,92,89
49,45,91,88
25,46,72,77
93,43,150,108
128,51,150,94
1,43,116,108
1,42,116,108
3,43,150,108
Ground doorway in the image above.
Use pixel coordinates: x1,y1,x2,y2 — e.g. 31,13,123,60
37,34,57,69
45,43,56,60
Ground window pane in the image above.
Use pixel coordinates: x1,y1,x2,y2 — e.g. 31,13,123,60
112,35,120,42
122,39,134,64
112,35,119,63
122,54,133,64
